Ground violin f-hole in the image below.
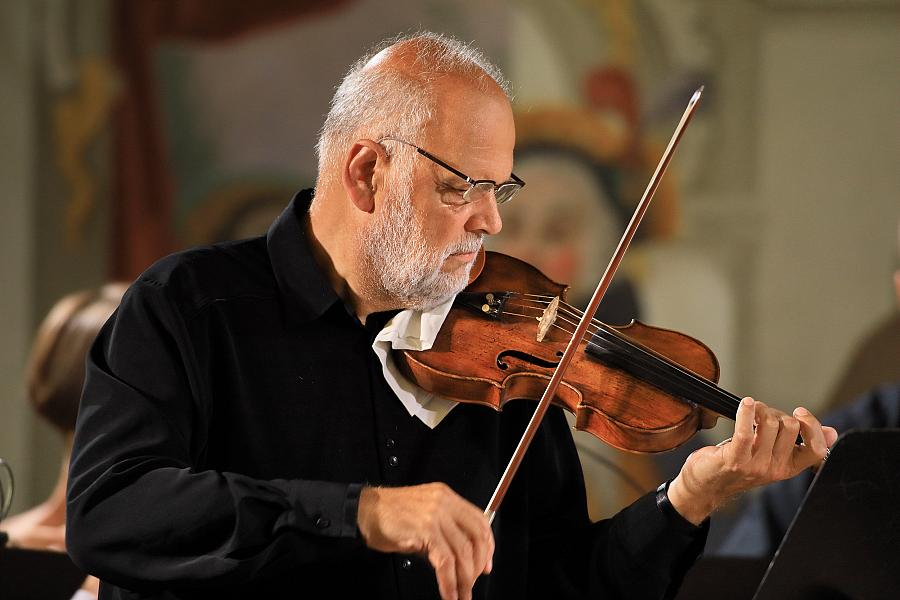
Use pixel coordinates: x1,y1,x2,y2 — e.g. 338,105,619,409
496,349,561,371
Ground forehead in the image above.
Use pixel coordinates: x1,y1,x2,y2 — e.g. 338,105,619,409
422,77,516,179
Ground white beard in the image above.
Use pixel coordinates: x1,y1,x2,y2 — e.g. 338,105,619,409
360,167,482,310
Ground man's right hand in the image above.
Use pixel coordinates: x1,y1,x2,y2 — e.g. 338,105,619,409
357,483,494,600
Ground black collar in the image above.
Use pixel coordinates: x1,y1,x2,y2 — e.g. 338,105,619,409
266,189,340,327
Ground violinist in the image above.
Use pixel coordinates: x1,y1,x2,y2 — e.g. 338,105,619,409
67,32,837,600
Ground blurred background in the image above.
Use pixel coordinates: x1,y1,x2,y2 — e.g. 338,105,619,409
1,0,897,550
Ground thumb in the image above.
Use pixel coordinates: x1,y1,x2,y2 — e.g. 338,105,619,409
823,426,839,448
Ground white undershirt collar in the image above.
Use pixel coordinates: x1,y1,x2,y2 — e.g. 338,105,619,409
371,296,459,428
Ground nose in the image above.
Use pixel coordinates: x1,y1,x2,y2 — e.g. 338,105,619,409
466,193,503,236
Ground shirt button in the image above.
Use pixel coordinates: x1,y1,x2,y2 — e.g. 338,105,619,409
388,455,399,467
386,438,396,448
315,517,331,529
401,558,412,570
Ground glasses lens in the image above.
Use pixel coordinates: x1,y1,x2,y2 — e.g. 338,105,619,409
495,183,522,205
464,182,493,204
462,182,523,205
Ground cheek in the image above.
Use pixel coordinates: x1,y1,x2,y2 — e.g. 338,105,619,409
421,212,462,253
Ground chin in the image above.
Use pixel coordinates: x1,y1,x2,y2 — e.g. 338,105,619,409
406,275,470,311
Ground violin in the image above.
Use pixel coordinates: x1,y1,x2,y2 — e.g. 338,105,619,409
394,249,741,455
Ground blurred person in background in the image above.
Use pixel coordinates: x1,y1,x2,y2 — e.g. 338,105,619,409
1,284,126,598
821,220,900,412
717,221,900,557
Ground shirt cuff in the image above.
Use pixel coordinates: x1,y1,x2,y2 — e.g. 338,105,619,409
281,480,363,540
656,479,708,534
615,490,709,584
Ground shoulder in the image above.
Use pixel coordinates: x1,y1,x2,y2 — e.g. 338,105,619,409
825,381,900,430
131,236,275,318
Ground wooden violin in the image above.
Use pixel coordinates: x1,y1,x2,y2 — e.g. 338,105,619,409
394,249,740,454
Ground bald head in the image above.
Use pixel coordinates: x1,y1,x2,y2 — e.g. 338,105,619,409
362,34,509,96
314,32,511,194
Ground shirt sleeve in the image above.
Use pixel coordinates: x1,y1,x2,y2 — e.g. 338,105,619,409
526,407,707,600
66,278,364,590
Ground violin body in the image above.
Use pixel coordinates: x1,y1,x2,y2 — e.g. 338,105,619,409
395,251,725,454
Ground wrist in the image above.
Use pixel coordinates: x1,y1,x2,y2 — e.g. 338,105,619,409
667,473,716,526
357,486,376,539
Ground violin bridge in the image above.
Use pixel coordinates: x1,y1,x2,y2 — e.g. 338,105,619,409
536,296,560,342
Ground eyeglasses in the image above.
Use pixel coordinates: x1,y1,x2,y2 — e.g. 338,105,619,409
379,137,525,205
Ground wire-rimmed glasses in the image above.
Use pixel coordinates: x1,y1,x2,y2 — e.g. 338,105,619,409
379,137,525,206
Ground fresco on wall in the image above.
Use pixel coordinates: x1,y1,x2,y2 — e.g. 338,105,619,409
145,0,510,249
130,0,726,520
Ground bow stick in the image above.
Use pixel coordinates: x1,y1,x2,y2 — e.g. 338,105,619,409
484,87,705,523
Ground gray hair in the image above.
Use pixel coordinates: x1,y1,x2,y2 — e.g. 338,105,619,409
314,31,511,192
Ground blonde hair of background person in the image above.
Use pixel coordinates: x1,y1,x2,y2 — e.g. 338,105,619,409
1,284,125,596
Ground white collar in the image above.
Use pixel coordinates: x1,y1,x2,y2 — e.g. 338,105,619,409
371,296,459,428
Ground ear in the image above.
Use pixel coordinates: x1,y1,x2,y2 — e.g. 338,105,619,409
342,140,386,214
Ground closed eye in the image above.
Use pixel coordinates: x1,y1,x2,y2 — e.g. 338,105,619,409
439,182,468,195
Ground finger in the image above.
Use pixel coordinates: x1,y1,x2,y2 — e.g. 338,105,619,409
456,540,474,600
484,524,495,574
750,403,781,469
428,539,459,600
770,414,801,479
451,500,494,577
466,519,487,581
823,426,839,448
438,517,474,600
793,407,828,467
730,397,758,463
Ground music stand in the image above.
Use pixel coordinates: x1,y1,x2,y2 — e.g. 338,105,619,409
752,429,900,599
0,546,85,599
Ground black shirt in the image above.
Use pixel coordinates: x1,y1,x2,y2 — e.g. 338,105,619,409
67,190,706,599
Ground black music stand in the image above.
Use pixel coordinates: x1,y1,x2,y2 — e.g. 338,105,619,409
0,547,85,600
752,429,900,600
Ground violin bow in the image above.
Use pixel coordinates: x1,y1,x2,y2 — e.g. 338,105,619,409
484,87,705,523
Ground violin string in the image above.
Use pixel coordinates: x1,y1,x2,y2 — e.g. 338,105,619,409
584,323,742,414
501,310,548,321
508,293,605,333
504,296,591,329
512,294,604,330
503,302,594,341
498,307,740,416
498,309,581,341
507,297,659,365
505,296,604,338
501,294,742,416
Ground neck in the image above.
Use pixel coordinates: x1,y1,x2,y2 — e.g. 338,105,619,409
308,194,389,324
33,437,71,527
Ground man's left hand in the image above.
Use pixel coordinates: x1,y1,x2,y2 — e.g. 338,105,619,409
667,397,839,525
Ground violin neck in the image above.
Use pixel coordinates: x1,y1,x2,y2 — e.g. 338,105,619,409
585,327,742,421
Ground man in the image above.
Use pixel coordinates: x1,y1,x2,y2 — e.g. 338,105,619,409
67,32,835,600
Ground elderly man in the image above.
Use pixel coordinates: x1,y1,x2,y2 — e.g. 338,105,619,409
67,32,835,600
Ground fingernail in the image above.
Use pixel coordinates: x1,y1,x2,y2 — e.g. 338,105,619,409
794,407,809,416
486,559,493,573
742,397,754,406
